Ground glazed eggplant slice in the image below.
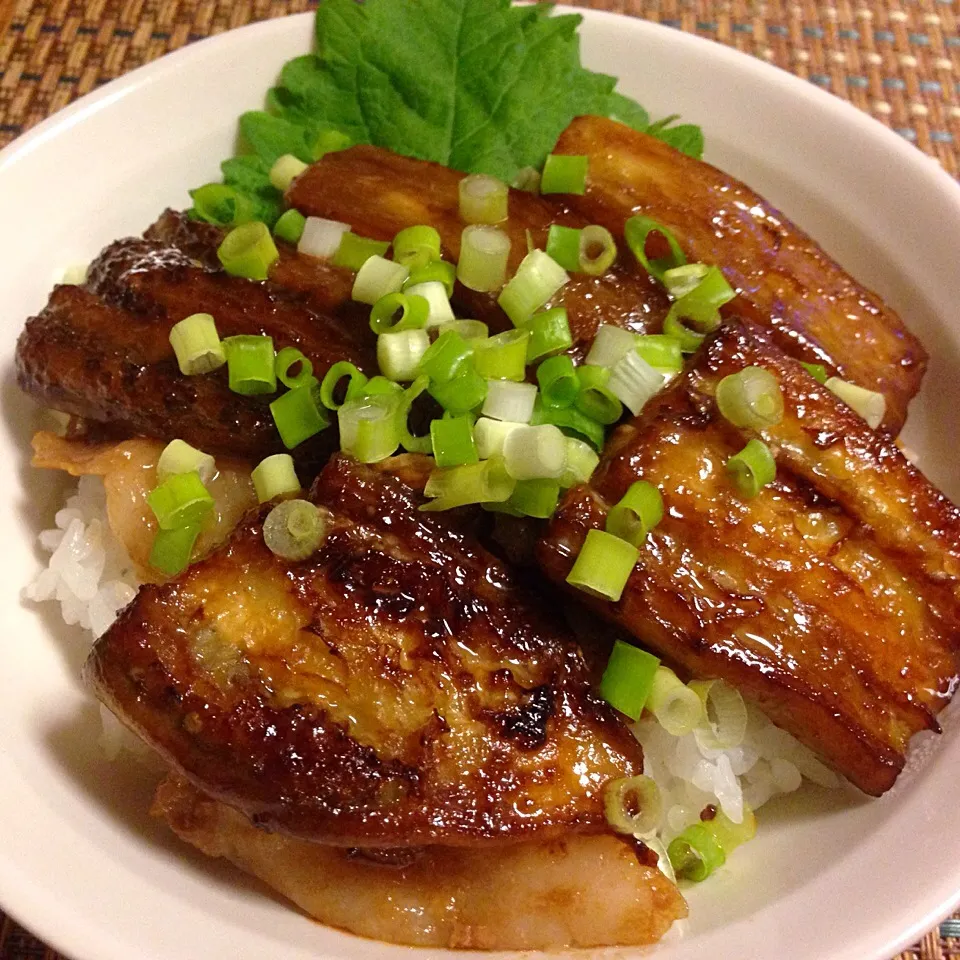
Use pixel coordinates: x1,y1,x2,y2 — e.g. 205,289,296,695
286,145,671,358
537,321,959,796
15,234,376,466
155,774,686,950
553,116,926,432
87,455,644,847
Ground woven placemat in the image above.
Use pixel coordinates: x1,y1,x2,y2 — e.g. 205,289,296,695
0,1,958,959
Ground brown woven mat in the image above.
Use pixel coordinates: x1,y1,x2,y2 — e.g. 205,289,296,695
0,1,959,959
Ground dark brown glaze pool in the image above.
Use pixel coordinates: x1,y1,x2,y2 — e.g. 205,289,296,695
287,145,671,361
537,321,960,796
553,116,927,433
87,455,644,847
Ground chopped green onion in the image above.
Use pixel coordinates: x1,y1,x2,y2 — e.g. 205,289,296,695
217,222,279,281
269,153,308,192
666,265,736,337
566,528,639,601
560,437,599,487
503,424,566,480
647,666,705,736
578,225,617,276
309,127,352,160
262,499,327,561
61,263,88,285
481,380,538,423
472,329,529,382
540,154,588,195
715,366,784,429
396,376,432,453
600,640,662,721
429,367,488,415
333,232,391,271
403,280,455,326
156,439,215,485
575,366,623,425
668,823,726,882
251,453,301,503
274,346,314,389
473,417,523,459
299,216,350,259
526,308,572,363
149,523,202,576
351,255,409,304
169,313,226,376
458,173,509,224
511,167,541,193
362,376,405,398
273,209,306,245
801,361,829,384
190,183,253,227
436,319,489,341
545,224,582,272
338,393,402,462
498,249,569,326
431,415,479,468
690,679,748,750
825,376,886,429
506,478,560,518
604,775,663,836
585,324,637,368
392,225,442,269
636,334,683,374
727,438,776,498
662,310,707,353
405,260,457,297
709,806,757,854
536,354,578,409
369,292,429,334
223,335,277,395
418,330,472,384
532,397,606,451
608,350,663,416
377,329,431,382
624,215,686,283
147,471,214,531
319,361,368,410
669,806,757,883
421,457,515,512
457,225,510,292
606,481,663,547
662,263,710,299
269,379,331,449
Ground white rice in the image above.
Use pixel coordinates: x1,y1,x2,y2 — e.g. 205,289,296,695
23,475,139,638
635,700,840,846
26,476,840,848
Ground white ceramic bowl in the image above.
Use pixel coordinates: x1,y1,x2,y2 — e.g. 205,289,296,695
1,10,958,960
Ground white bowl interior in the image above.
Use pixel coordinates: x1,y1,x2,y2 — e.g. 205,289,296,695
1,11,959,960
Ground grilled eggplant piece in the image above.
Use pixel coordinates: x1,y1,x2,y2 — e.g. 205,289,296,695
538,321,959,796
155,774,685,950
145,209,364,321
88,455,644,847
287,145,670,358
16,235,376,466
553,116,926,432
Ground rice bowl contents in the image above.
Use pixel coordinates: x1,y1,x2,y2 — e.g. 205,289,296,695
10,0,960,952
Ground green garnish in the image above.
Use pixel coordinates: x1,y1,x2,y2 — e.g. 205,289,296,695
189,0,704,226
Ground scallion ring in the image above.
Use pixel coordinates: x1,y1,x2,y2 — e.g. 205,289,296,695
715,366,785,429
262,499,327,561
727,438,776,498
624,215,686,283
605,481,663,547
